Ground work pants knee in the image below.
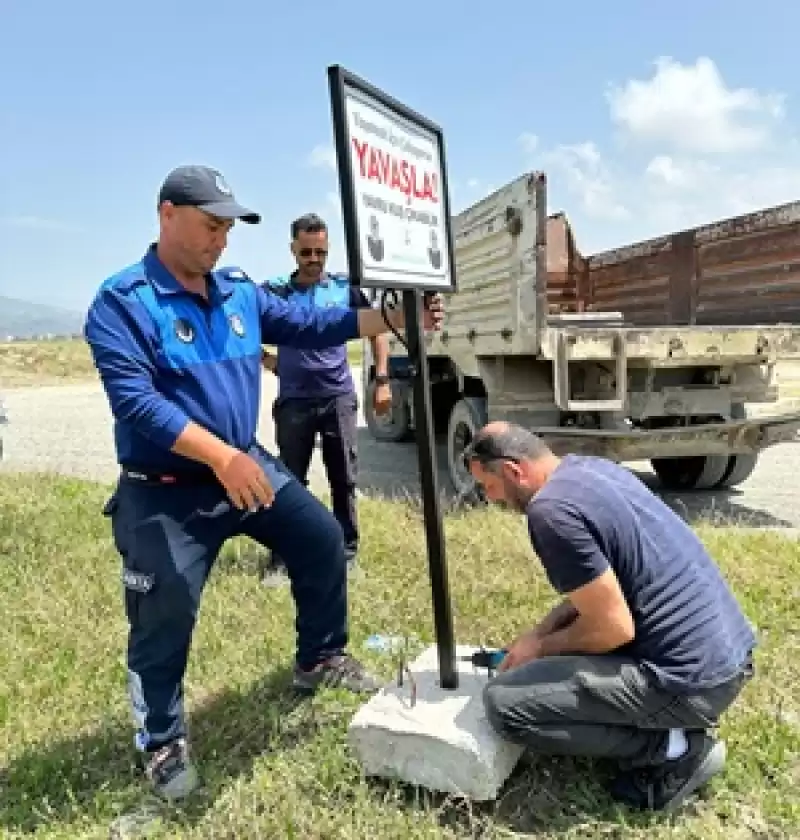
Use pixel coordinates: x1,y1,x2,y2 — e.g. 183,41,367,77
239,475,348,669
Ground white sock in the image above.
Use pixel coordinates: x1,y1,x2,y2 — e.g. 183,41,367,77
666,728,688,760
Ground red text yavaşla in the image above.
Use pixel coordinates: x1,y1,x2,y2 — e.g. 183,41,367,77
351,138,439,205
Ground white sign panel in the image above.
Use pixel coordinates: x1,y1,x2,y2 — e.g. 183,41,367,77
341,82,452,290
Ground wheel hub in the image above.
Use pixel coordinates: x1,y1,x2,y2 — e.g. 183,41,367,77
450,420,474,488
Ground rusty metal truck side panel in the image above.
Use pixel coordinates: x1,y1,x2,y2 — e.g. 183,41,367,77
562,200,800,327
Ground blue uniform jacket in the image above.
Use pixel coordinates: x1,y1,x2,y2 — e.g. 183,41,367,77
84,245,360,475
265,272,371,400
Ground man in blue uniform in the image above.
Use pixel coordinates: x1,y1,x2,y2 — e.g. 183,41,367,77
261,213,392,575
84,164,443,803
463,422,756,814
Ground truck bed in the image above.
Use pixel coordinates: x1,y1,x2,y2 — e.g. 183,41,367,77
555,197,800,327
411,171,800,367
540,316,800,365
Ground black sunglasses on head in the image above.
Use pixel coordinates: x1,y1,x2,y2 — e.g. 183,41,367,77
461,437,520,472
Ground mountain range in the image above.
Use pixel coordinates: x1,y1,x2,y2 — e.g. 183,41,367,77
0,296,84,340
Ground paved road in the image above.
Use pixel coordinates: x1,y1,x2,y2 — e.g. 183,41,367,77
2,368,799,530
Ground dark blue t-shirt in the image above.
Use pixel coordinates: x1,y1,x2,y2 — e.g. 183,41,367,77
264,272,371,400
526,454,756,694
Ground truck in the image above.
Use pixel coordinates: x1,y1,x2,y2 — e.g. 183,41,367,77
360,170,800,498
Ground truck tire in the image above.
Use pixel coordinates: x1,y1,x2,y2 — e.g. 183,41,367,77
650,455,732,491
446,397,488,499
715,454,758,489
364,377,412,442
713,404,758,489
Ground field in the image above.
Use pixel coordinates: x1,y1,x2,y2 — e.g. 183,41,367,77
0,339,364,389
0,339,97,387
1,471,798,840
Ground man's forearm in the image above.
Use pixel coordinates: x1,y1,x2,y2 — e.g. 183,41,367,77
534,600,579,637
170,421,235,472
538,614,631,657
369,333,390,376
358,307,400,339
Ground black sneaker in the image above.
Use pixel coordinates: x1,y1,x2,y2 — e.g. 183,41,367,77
109,739,199,839
609,733,726,812
292,653,382,696
143,737,200,801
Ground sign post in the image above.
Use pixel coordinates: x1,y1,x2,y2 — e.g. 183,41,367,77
326,64,459,690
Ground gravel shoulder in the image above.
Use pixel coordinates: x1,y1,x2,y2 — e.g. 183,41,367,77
2,370,799,530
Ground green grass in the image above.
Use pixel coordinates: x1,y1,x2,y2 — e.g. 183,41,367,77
1,472,798,839
0,339,365,389
0,339,97,387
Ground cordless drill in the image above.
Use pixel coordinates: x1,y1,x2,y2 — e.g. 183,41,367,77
460,647,508,673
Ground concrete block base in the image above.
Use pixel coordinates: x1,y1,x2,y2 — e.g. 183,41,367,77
348,644,524,801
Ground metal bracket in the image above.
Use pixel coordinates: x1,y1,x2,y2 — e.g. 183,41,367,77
396,652,417,707
552,328,627,412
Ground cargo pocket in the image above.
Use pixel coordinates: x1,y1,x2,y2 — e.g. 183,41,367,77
121,560,156,630
103,489,147,628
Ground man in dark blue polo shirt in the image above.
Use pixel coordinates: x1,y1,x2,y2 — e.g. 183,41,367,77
260,213,392,576
463,422,756,814
84,165,443,805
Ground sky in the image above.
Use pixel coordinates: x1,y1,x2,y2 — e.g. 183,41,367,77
3,0,800,313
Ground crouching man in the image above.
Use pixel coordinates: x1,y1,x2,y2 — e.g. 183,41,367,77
463,422,756,813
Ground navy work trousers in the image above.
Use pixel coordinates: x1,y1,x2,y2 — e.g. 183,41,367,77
104,453,347,753
273,393,359,550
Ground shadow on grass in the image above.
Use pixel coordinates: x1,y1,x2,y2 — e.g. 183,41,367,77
362,754,676,837
0,666,313,834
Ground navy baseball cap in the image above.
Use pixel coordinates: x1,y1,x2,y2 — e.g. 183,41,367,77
158,165,261,224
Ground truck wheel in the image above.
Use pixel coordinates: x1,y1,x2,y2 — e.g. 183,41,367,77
365,378,412,442
715,454,758,489
650,455,732,491
446,397,488,499
712,403,759,488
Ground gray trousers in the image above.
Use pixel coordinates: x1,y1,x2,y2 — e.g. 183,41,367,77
483,653,753,769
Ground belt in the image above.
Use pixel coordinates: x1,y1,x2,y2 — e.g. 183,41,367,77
120,467,219,486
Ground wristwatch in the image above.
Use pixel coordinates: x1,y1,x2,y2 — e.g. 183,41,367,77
374,374,390,386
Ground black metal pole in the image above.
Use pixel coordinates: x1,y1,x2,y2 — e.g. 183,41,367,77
402,289,458,690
